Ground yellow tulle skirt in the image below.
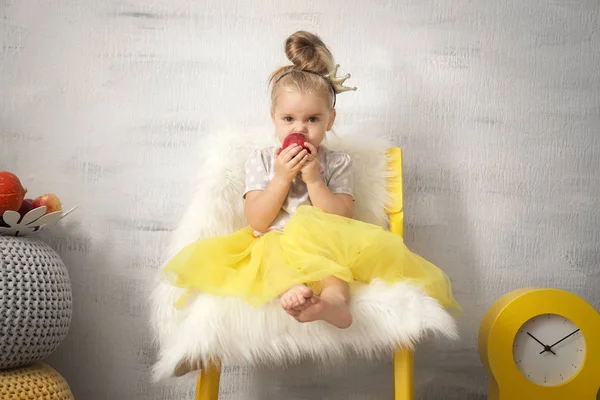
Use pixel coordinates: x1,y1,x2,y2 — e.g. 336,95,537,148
162,206,461,312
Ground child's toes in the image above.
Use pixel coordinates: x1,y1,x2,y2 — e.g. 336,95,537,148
280,295,291,310
300,286,313,298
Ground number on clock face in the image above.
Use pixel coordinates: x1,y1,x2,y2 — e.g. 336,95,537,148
512,313,586,386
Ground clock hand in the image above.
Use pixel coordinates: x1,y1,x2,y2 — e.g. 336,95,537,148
540,329,580,354
527,332,556,355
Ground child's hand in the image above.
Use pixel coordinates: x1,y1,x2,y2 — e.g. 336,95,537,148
274,145,308,183
300,143,322,184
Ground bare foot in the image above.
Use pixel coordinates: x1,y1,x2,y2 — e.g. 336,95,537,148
280,284,313,316
295,292,353,329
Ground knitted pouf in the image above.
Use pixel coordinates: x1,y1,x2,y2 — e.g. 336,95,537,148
0,363,74,400
0,236,72,369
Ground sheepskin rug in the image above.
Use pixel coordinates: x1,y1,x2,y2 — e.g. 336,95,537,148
150,128,458,382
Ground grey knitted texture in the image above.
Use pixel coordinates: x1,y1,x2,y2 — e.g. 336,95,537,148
0,236,72,369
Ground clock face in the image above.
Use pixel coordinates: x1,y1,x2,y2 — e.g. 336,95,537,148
512,313,586,386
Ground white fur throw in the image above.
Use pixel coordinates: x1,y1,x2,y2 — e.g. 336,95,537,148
150,128,458,382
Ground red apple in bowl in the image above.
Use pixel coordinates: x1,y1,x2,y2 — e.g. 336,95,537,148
0,171,27,214
282,133,309,152
17,198,35,221
32,193,63,214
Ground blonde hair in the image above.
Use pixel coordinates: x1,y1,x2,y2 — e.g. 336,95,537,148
269,31,335,108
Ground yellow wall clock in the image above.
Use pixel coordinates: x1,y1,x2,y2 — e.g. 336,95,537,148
478,287,600,400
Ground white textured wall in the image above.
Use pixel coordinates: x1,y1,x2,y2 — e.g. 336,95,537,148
1,1,599,399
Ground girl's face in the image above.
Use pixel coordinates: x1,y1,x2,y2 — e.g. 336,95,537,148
270,91,336,148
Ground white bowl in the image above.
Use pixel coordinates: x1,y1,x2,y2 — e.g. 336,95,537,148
0,206,77,236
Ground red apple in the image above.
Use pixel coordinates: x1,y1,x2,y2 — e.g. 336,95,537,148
282,133,309,152
17,198,34,221
0,171,27,214
32,193,63,214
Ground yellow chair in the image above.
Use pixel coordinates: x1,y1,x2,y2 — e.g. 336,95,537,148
194,147,414,400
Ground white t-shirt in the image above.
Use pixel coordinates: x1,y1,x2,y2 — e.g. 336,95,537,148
243,146,353,234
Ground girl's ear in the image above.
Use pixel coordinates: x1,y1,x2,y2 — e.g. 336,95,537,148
327,109,337,131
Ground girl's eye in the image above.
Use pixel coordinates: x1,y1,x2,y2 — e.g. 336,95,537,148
284,117,293,122
308,117,318,123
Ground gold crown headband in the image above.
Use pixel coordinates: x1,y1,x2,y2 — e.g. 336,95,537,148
274,64,357,107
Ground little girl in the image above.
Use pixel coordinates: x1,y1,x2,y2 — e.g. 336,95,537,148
163,31,461,331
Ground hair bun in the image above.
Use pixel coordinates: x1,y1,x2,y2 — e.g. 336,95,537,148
284,31,334,75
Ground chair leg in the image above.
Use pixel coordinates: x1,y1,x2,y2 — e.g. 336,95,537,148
393,348,415,400
195,362,221,400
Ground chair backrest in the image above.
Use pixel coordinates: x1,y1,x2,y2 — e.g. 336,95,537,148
385,148,404,237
